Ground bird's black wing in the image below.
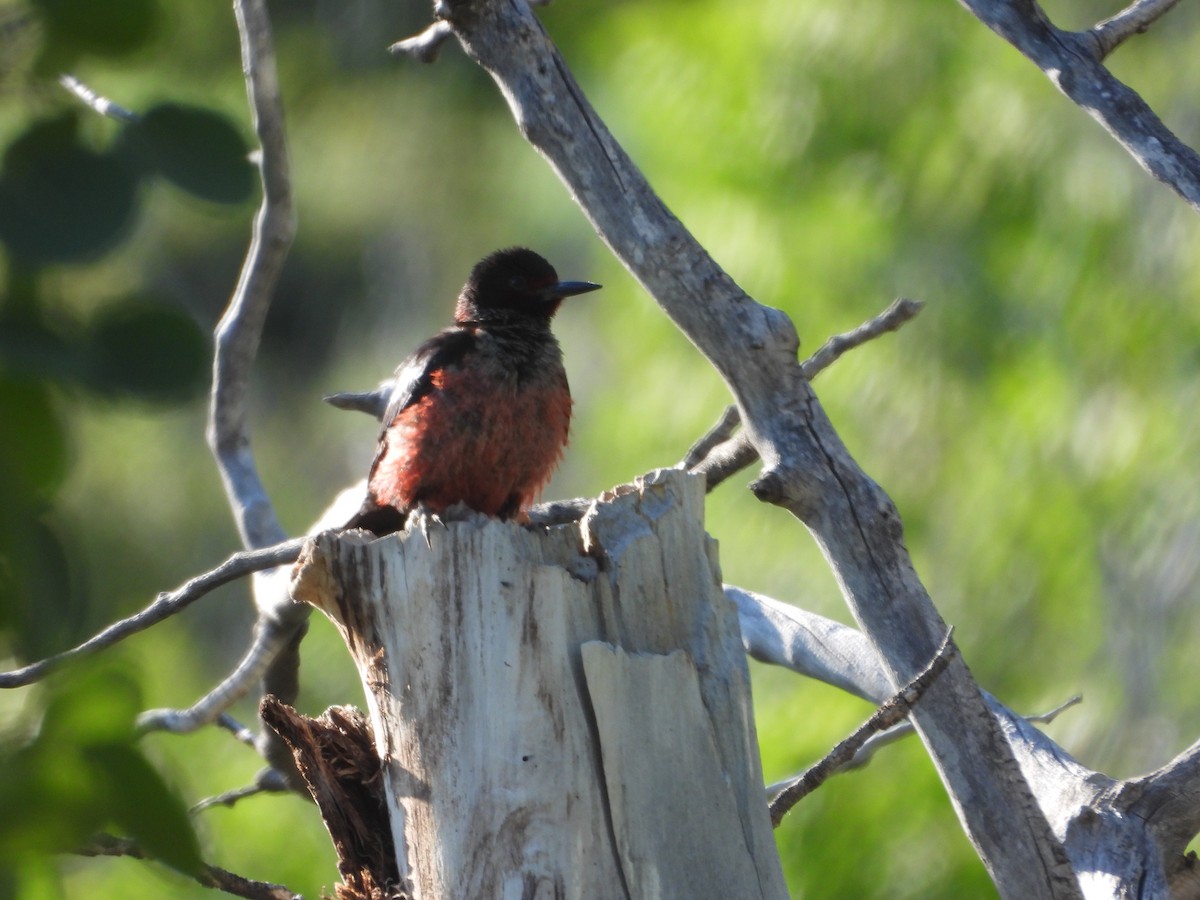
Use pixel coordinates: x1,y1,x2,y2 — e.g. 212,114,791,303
375,327,476,442
344,327,476,535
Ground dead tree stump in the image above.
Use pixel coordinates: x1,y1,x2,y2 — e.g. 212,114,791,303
289,468,787,899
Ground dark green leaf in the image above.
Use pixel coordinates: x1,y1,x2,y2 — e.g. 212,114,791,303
0,517,81,660
0,115,140,265
124,104,255,205
0,667,140,861
87,744,204,876
0,378,68,500
32,0,159,68
85,301,208,402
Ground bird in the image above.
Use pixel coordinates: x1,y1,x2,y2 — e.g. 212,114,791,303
344,247,601,535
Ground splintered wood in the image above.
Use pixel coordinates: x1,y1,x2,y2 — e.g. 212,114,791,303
289,469,786,900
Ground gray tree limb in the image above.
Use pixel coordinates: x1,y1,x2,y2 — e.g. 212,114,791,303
210,0,295,551
732,585,1200,896
0,540,303,689
148,0,308,795
1090,0,1183,59
956,0,1200,212
438,2,1078,895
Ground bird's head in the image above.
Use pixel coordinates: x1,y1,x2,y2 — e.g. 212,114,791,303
455,247,601,325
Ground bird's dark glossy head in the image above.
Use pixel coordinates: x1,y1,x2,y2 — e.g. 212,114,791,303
455,247,601,325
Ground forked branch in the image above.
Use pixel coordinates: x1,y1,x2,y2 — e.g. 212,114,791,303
957,0,1200,211
768,628,957,827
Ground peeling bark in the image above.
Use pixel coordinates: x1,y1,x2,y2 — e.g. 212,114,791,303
289,469,786,900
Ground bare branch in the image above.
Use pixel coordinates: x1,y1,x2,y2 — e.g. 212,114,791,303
1124,736,1200,856
210,0,295,551
389,20,454,62
799,297,924,380
137,487,363,741
1089,0,1182,60
690,433,757,491
680,297,923,491
768,629,957,827
957,0,1200,211
137,598,303,735
193,766,295,814
200,0,312,797
679,405,760,493
78,834,300,900
679,405,740,470
0,540,304,689
217,713,258,747
58,74,139,123
727,586,891,702
442,7,1080,887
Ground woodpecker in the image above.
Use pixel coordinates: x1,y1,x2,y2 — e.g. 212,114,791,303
345,247,600,535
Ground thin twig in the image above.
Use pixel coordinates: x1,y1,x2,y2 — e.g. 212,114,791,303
1088,0,1182,60
0,540,304,689
78,834,300,900
680,405,741,470
690,433,757,493
193,764,295,814
58,74,139,123
389,20,454,62
768,627,957,827
217,713,259,746
137,611,297,734
1029,694,1082,724
681,298,923,490
800,297,924,381
801,693,1084,777
192,782,274,813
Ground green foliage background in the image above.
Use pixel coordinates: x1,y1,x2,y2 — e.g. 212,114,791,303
2,0,1199,897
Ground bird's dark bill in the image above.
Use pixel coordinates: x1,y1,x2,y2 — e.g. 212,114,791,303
551,280,602,299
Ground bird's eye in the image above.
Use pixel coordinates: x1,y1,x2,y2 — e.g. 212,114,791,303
508,275,527,290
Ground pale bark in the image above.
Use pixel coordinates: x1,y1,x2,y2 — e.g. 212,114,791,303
290,469,787,900
733,587,1200,898
439,2,1080,895
955,0,1200,211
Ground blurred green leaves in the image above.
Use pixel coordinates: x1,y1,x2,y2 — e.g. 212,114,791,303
0,0,254,672
0,114,139,266
0,103,254,266
0,666,203,877
86,301,210,401
31,0,160,70
123,104,256,205
0,379,68,503
0,0,1198,897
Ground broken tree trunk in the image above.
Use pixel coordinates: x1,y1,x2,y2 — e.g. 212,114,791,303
288,468,787,899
